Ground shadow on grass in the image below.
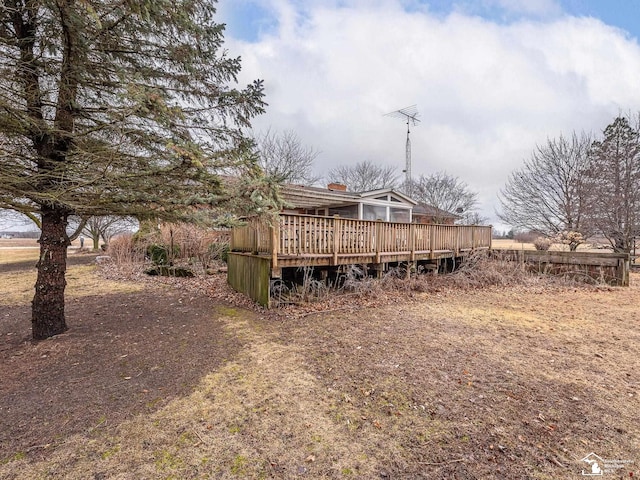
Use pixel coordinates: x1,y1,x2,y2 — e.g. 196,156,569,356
0,253,99,273
0,287,241,462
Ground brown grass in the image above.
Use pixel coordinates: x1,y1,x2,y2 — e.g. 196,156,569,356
1,250,638,479
0,247,39,265
1,265,143,306
493,238,596,251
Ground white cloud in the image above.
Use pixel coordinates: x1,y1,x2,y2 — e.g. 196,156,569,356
224,1,640,227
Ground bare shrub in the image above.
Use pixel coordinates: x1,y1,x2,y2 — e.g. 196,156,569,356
342,265,378,294
270,267,333,306
157,223,226,270
447,250,532,288
118,222,230,272
533,236,553,251
295,267,330,302
554,230,584,251
269,251,599,309
103,234,148,277
107,234,143,264
444,250,602,288
208,242,229,263
105,223,231,278
270,279,291,307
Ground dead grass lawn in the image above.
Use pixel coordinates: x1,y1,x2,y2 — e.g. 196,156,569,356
1,261,638,479
0,247,39,265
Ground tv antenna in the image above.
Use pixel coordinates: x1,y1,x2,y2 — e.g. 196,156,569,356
385,105,420,195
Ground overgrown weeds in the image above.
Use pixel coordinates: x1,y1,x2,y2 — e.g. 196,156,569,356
446,249,533,288
270,250,600,306
105,223,230,276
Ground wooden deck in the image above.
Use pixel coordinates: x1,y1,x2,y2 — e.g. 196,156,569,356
230,213,492,272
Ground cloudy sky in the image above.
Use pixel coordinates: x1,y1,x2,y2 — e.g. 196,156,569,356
217,0,640,229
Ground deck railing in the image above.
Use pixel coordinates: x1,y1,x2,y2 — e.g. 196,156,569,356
231,214,492,266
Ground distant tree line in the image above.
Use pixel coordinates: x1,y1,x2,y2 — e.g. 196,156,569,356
499,114,640,253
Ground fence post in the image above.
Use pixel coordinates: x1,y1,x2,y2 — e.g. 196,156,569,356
252,220,259,254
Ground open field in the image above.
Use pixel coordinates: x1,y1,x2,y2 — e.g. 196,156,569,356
1,249,638,479
491,238,613,252
0,237,91,253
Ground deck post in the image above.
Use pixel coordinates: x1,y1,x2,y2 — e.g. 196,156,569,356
332,217,341,265
271,219,279,271
375,220,382,264
373,262,384,279
429,225,436,260
409,223,415,261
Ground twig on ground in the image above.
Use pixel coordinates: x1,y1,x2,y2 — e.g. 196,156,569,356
191,428,208,445
296,306,358,318
25,443,51,452
419,458,465,466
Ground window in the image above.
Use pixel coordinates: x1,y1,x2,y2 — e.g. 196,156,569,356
390,208,410,223
363,204,387,221
328,205,358,218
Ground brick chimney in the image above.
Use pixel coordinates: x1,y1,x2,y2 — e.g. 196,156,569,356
327,183,347,191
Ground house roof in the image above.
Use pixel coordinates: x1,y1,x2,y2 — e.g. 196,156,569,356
412,203,461,219
281,184,417,209
358,188,417,205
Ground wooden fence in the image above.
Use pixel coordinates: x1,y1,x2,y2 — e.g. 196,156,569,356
496,249,630,286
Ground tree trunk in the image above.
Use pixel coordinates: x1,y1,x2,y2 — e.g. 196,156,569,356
92,232,100,250
32,207,70,340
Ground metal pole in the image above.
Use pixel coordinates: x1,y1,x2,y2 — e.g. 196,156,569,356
405,119,411,196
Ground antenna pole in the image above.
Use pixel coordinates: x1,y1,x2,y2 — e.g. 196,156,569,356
384,105,420,197
405,119,412,196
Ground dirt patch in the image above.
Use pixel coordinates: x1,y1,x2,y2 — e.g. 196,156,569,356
0,284,241,471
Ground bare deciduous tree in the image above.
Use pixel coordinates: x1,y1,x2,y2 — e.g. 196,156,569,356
254,129,321,185
585,115,640,252
411,172,479,224
462,211,489,226
326,160,398,192
498,133,592,237
68,216,137,250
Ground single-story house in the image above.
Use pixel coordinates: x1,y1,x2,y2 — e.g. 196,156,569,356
280,182,415,222
280,183,458,224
